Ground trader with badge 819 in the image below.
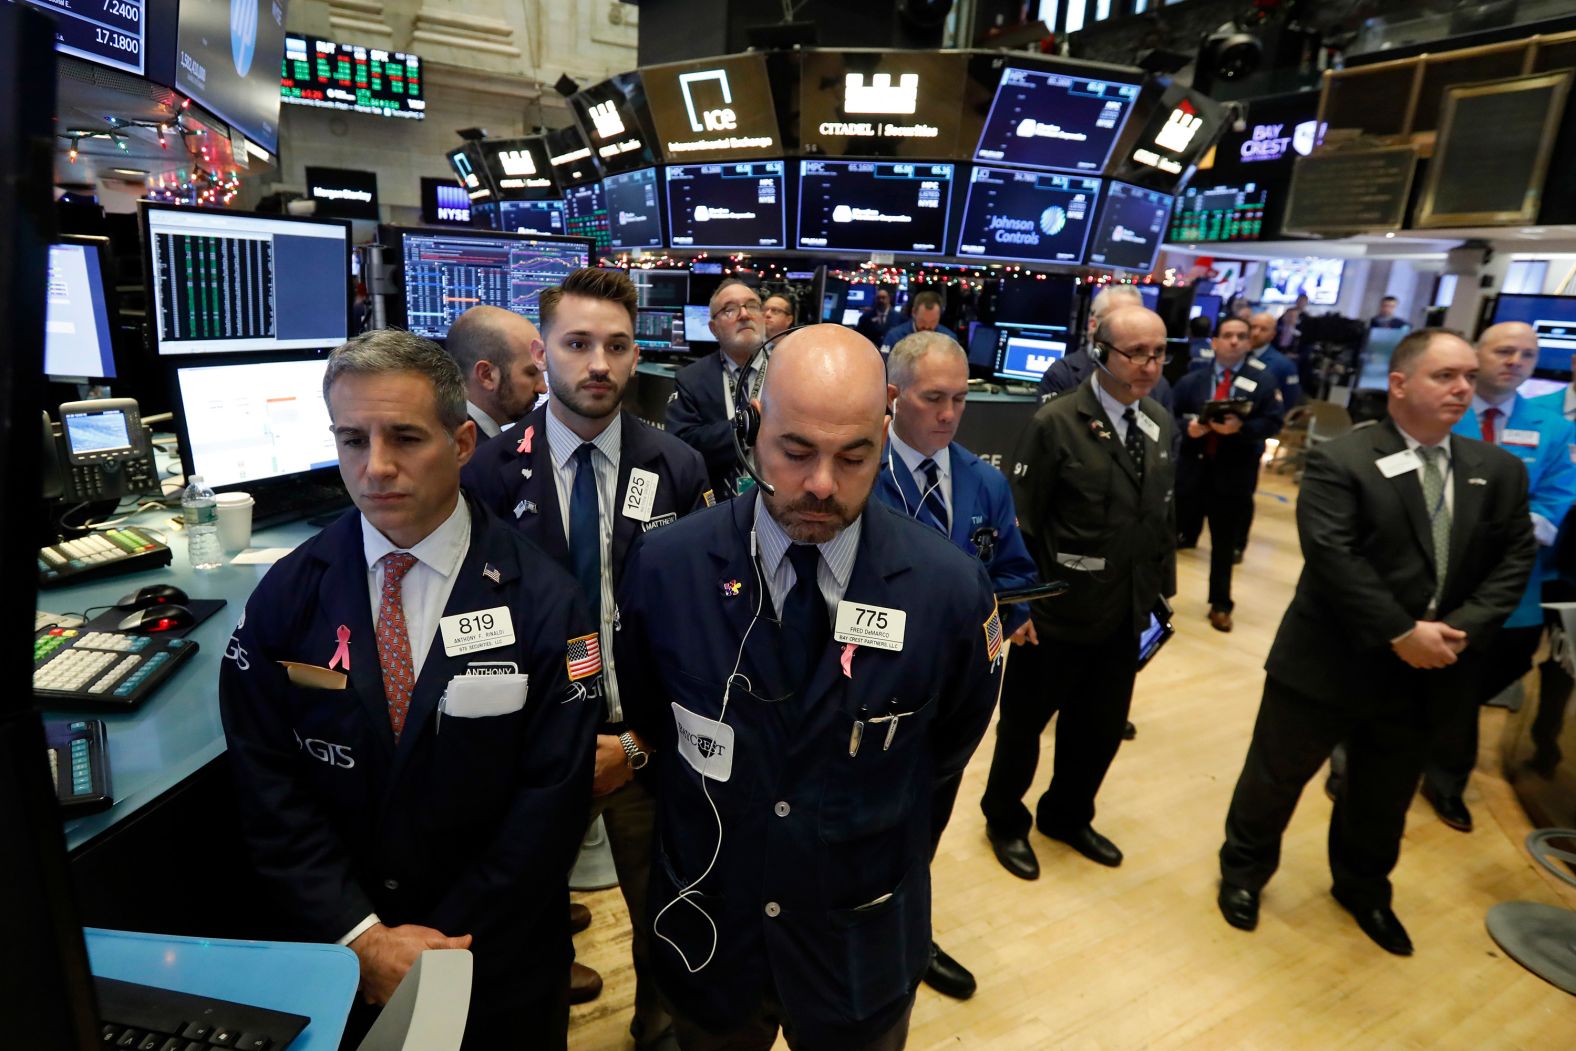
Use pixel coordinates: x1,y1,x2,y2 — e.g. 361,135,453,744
615,324,1004,1050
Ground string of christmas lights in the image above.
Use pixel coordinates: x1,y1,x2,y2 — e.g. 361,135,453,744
62,97,245,207
598,252,1188,288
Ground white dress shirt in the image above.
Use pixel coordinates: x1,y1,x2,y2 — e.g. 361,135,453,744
752,493,862,621
1393,423,1454,516
1093,374,1140,442
886,429,952,524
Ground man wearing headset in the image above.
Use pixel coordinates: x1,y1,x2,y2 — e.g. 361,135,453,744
615,324,1004,1051
667,279,770,499
981,305,1177,878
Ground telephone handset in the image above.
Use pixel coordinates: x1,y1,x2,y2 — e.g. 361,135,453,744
53,398,161,503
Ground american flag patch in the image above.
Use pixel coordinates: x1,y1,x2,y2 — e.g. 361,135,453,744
566,633,602,681
983,603,1003,662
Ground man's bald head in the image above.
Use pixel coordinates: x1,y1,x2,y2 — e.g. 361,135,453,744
1249,312,1276,350
1473,320,1539,400
755,325,889,543
1092,305,1168,403
445,305,545,426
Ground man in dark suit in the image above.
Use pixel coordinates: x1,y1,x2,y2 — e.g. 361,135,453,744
617,325,1003,1051
666,278,766,499
879,290,958,356
981,304,1177,875
1039,284,1173,412
221,330,599,1048
1217,328,1535,955
463,267,709,1050
1171,316,1285,632
856,287,893,343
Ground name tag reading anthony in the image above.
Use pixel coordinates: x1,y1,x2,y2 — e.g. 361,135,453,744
623,467,660,522
440,606,516,656
833,601,907,652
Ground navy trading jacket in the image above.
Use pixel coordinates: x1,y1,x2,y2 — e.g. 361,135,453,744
614,496,1003,1050
870,439,1039,634
667,350,746,498
1171,360,1286,493
219,493,599,1016
462,402,713,592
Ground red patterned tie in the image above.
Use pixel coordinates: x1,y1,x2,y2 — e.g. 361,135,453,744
1207,368,1233,456
1480,406,1500,444
376,552,420,739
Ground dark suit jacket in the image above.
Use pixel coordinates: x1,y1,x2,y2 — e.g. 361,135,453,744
1171,360,1285,494
1012,377,1177,644
666,350,742,497
1037,347,1174,412
1265,420,1536,707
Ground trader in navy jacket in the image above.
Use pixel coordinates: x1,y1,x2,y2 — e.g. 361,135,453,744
616,325,1003,1051
1039,285,1174,411
463,267,710,1049
220,331,599,1050
878,289,959,356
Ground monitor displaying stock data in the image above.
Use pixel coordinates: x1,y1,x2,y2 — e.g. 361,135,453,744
175,358,338,488
665,161,787,250
281,34,424,119
956,167,1099,264
45,239,118,379
797,160,955,255
564,181,611,254
604,167,665,251
497,199,568,236
1168,182,1269,243
1084,182,1173,273
974,65,1140,173
385,227,592,337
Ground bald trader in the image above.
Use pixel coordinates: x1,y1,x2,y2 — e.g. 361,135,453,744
616,325,1004,1051
445,305,548,438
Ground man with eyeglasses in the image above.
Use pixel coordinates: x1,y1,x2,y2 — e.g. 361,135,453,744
762,293,795,339
1171,317,1285,632
981,305,1177,876
667,278,770,498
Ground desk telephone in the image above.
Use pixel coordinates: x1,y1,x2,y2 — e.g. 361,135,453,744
44,398,161,504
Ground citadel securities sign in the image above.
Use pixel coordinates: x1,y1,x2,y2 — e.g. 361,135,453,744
799,50,969,158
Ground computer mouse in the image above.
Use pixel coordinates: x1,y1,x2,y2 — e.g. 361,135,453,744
115,584,190,611
117,604,196,634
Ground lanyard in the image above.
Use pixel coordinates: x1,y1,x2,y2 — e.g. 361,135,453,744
720,352,767,420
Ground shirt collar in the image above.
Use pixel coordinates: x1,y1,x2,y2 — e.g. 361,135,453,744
1472,391,1516,416
1214,357,1246,381
544,403,622,471
466,400,503,439
1394,422,1452,462
361,494,470,575
1092,373,1136,423
752,492,861,593
887,427,949,479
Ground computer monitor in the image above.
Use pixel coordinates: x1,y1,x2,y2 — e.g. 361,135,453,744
45,237,117,380
683,304,717,343
563,182,610,255
1491,293,1576,374
635,308,685,353
1084,182,1173,274
797,160,956,256
995,276,1075,329
497,199,567,236
967,323,999,370
845,285,874,309
1356,325,1408,390
665,160,788,250
1262,257,1343,307
995,332,1066,384
1138,285,1161,312
379,225,593,338
172,357,338,490
974,64,1141,173
1168,182,1269,243
604,167,664,251
141,203,352,355
1190,292,1222,322
633,269,688,309
956,167,1100,265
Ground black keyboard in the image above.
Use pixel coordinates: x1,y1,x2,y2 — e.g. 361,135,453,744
38,526,172,588
96,976,309,1050
45,718,112,813
34,627,198,709
250,482,352,530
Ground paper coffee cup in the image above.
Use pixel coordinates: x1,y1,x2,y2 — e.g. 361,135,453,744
215,491,255,551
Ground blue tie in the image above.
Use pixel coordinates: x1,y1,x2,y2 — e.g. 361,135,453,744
917,458,949,536
569,443,601,622
781,544,829,695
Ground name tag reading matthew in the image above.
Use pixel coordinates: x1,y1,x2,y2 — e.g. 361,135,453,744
1135,411,1161,443
440,606,516,656
833,601,907,652
623,467,660,522
1376,448,1421,478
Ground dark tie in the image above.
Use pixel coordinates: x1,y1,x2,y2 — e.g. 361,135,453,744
781,544,830,694
916,458,950,535
1480,406,1500,444
569,443,601,622
1123,407,1146,487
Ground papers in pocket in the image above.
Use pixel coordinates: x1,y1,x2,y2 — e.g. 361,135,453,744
441,673,529,718
280,661,348,690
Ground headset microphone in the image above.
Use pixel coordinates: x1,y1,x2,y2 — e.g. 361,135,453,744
728,322,818,497
1089,341,1134,392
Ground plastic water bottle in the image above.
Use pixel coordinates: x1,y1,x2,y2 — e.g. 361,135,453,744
182,475,224,570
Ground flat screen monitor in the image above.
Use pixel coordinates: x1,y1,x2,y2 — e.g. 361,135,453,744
1262,257,1344,306
447,143,494,202
305,165,380,221
281,34,425,120
665,161,787,250
1191,292,1222,321
974,65,1140,173
845,285,874,309
797,160,955,256
642,52,783,162
19,0,176,78
480,136,558,200
381,225,593,337
1168,182,1268,243
175,0,288,154
683,304,717,343
995,332,1066,384
45,238,117,380
1138,285,1160,311
141,203,351,356
605,167,664,250
1491,293,1576,373
570,72,658,176
563,181,610,255
798,49,969,159
957,167,1099,264
635,308,685,352
545,123,598,188
967,323,998,369
1085,182,1173,273
174,357,338,489
841,307,863,326
995,277,1074,329
632,270,688,309
420,178,472,225
498,199,567,236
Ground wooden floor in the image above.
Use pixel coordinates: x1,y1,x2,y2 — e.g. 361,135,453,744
568,467,1576,1049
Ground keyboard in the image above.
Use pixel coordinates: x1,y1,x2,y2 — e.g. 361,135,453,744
34,627,197,708
38,526,172,589
96,975,310,1050
45,718,112,813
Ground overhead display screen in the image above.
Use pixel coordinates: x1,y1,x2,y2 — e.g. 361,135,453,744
304,165,379,221
175,0,290,155
570,72,659,176
797,160,955,256
280,34,424,119
605,167,664,250
497,199,567,236
643,53,782,162
447,143,494,202
546,123,598,188
1168,182,1268,243
564,181,610,255
1085,181,1172,273
1109,78,1224,193
957,167,1099,264
799,50,968,158
479,137,558,200
666,161,787,250
21,0,147,76
974,66,1139,173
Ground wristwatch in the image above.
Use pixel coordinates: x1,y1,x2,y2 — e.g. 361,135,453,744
618,731,650,770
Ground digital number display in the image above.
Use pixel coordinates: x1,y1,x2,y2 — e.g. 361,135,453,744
281,34,425,120
22,0,146,76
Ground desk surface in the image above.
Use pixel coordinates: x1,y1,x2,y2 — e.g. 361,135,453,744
48,513,315,852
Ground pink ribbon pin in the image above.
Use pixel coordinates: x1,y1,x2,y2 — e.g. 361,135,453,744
841,643,857,679
328,624,351,671
516,425,535,455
